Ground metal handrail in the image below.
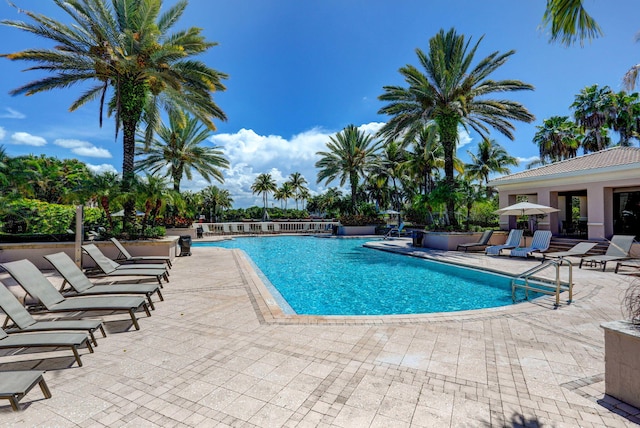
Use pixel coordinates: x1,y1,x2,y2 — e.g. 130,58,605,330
511,258,573,307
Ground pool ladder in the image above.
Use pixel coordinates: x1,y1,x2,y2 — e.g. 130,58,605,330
511,259,573,308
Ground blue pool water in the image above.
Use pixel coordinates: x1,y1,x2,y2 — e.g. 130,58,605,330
195,236,535,315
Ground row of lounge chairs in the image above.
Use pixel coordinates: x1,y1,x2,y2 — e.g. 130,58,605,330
458,229,638,272
0,239,171,410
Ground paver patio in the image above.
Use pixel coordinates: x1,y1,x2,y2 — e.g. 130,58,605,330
1,236,639,427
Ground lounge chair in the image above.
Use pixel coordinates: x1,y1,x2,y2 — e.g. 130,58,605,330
541,241,597,262
1,260,151,330
615,258,640,274
510,230,552,258
384,222,409,239
81,244,169,286
0,371,52,411
0,284,105,346
579,235,636,271
109,237,172,268
44,252,163,310
456,230,494,252
485,229,524,255
0,326,92,367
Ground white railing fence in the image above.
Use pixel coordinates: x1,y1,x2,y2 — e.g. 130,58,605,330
194,221,340,235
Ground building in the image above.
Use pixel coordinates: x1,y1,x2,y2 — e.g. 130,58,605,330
488,146,640,241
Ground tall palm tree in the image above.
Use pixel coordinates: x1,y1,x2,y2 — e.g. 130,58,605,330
277,182,295,211
251,173,277,220
135,110,229,192
378,28,534,226
571,84,615,153
1,0,228,227
466,139,519,196
286,172,308,210
316,124,381,213
532,116,582,164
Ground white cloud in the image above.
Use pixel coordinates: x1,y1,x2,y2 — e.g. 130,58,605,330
86,163,118,175
357,122,385,136
457,127,473,149
0,108,25,119
10,132,46,146
0,127,5,140
517,155,539,163
54,139,112,158
204,123,387,208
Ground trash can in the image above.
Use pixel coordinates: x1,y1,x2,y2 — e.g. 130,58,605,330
178,235,192,256
412,230,425,247
196,226,203,239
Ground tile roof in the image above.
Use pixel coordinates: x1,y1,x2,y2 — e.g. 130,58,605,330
490,146,640,184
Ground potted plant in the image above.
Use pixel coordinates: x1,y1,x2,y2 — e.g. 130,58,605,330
336,214,383,236
601,280,640,408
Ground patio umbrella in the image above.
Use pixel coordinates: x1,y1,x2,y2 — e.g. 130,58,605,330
110,209,145,217
495,202,559,246
495,202,559,216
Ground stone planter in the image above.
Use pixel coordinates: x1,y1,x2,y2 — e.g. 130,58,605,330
336,225,377,236
601,320,640,408
420,231,508,250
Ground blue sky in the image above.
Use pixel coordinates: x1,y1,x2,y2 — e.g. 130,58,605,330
0,0,638,208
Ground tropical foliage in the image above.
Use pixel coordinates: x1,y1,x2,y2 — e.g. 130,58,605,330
377,28,534,226
316,124,381,213
2,0,228,229
135,110,229,192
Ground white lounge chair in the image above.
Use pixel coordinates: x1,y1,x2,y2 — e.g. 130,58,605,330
510,230,552,258
485,229,524,255
541,241,597,262
579,235,636,271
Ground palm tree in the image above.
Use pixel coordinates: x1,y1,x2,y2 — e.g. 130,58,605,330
86,172,122,230
542,1,639,90
134,174,172,227
0,145,10,190
297,188,311,211
2,0,228,227
277,182,295,211
378,28,534,226
200,185,233,222
251,173,277,220
316,124,381,213
466,139,519,197
532,116,582,164
286,172,308,210
373,141,408,212
610,91,640,146
404,124,445,195
541,0,602,47
571,84,615,153
135,110,229,192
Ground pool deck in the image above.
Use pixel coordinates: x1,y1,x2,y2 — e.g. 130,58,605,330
1,235,639,427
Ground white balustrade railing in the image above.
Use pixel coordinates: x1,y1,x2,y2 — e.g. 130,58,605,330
193,221,340,235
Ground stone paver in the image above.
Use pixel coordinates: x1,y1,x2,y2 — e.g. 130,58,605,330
0,235,638,427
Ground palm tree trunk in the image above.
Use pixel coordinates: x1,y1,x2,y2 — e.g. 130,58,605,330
122,119,138,232
437,114,459,227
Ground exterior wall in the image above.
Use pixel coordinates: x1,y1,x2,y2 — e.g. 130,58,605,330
496,175,640,240
0,237,178,270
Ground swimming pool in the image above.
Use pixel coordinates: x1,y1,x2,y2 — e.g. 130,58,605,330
195,236,537,315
